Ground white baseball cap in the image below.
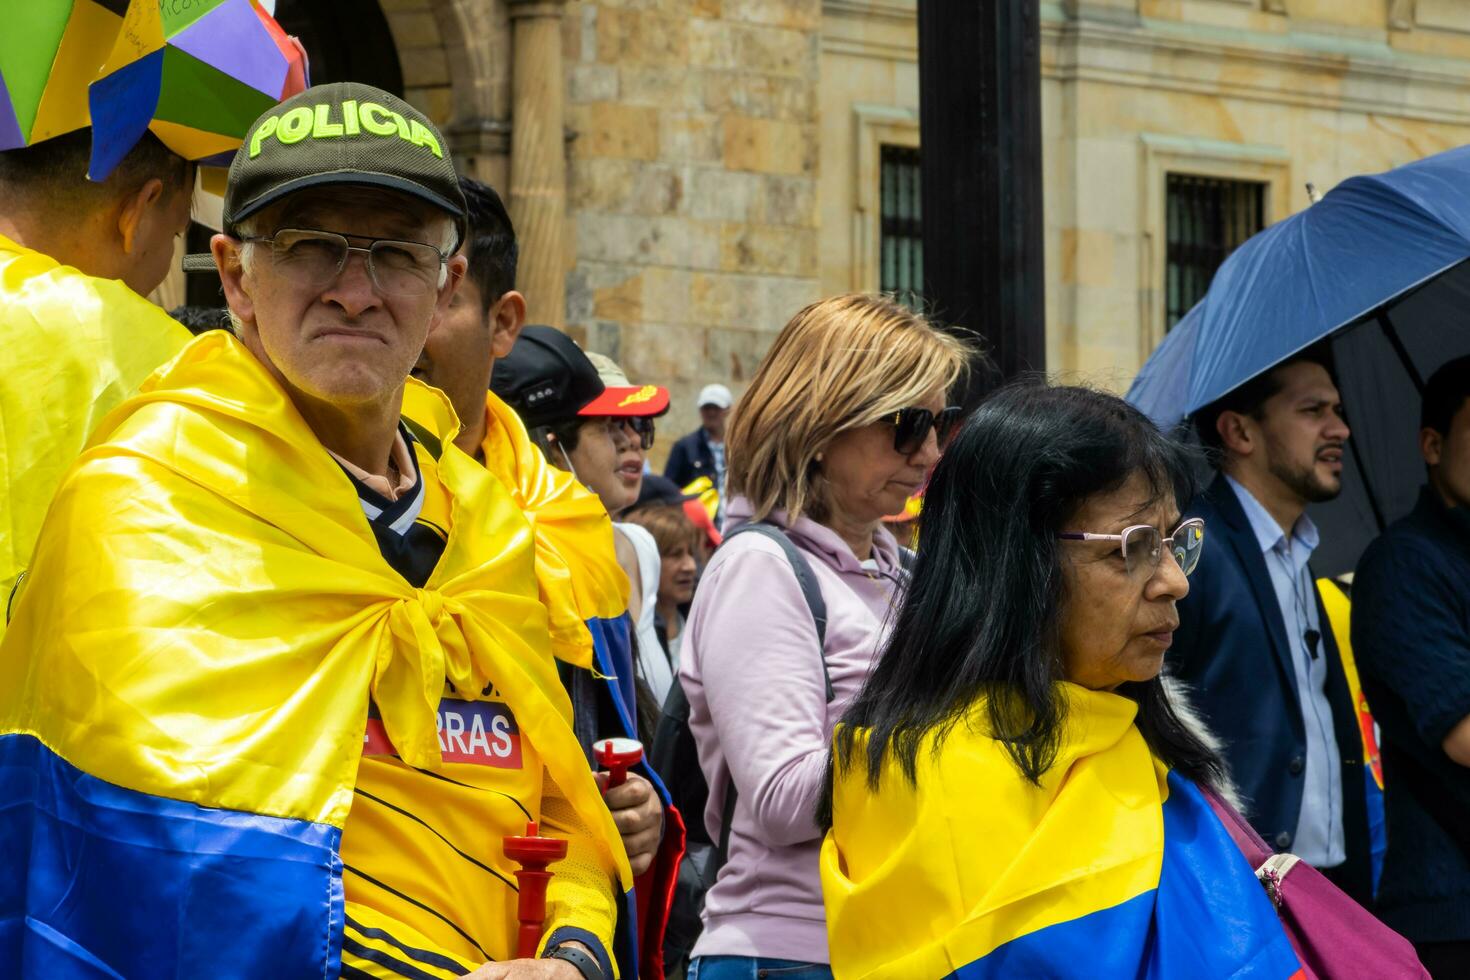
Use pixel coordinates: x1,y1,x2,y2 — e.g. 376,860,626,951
697,383,733,410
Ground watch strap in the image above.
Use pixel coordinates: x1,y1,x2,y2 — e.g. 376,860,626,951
543,943,605,980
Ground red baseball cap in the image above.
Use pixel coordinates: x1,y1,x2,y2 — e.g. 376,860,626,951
580,352,670,418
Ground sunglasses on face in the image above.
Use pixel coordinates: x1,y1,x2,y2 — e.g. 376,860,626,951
604,417,655,451
890,406,963,455
1058,517,1206,578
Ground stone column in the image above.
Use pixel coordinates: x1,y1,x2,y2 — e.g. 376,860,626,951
507,0,568,327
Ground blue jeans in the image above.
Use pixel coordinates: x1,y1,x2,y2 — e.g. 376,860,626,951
686,956,834,980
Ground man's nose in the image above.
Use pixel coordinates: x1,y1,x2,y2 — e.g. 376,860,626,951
320,250,382,315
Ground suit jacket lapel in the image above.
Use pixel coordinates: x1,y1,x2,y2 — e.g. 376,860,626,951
1207,474,1303,715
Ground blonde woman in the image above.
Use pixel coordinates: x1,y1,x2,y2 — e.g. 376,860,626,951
678,294,970,980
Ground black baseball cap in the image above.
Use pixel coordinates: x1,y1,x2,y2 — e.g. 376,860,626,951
491,325,606,429
182,82,465,272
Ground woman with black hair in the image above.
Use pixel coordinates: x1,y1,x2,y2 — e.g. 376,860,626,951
818,384,1306,978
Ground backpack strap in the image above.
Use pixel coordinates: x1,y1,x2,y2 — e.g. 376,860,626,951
724,521,832,702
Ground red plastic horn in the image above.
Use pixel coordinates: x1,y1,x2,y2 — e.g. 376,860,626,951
593,737,644,790
503,821,568,959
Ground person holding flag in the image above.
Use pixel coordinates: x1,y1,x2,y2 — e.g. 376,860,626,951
821,384,1322,977
0,83,627,979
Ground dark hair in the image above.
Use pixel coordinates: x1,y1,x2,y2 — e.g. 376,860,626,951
1193,343,1336,456
0,129,191,211
1422,355,1470,436
529,419,587,463
458,175,517,312
820,384,1223,827
168,305,230,336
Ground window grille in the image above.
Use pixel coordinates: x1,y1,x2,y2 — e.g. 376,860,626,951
880,145,923,310
1165,174,1265,329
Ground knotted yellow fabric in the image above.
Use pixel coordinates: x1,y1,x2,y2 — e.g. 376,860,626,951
402,384,629,669
0,331,630,898
0,233,190,629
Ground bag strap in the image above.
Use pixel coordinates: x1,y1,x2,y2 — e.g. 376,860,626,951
724,521,832,702
711,521,833,868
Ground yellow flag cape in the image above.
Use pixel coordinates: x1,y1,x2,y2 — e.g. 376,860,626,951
402,384,629,669
0,233,190,628
822,684,1302,979
0,332,630,881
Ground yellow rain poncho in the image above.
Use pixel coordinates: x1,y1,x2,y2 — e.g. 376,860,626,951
0,331,630,977
0,233,190,628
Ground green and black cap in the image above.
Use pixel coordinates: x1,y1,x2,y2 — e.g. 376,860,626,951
183,82,466,272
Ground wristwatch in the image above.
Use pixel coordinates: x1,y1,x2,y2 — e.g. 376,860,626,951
543,943,605,980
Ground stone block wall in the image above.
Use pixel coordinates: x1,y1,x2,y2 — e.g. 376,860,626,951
561,0,824,458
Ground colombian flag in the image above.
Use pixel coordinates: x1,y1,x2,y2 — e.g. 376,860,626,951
0,333,631,976
406,383,687,978
822,684,1304,979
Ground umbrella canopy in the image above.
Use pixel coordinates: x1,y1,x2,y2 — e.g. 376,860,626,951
1127,145,1470,574
87,0,307,179
0,1,127,151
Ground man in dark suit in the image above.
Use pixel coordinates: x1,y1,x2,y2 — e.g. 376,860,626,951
665,383,731,490
1171,346,1375,903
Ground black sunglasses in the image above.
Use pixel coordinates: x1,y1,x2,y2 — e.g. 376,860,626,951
610,416,655,451
891,406,963,455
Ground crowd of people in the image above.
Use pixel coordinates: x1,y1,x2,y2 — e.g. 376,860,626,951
1,52,1468,980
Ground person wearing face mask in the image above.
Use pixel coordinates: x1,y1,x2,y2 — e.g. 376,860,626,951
677,294,968,979
1171,346,1377,904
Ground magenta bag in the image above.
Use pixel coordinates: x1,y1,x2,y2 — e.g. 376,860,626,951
1200,785,1428,979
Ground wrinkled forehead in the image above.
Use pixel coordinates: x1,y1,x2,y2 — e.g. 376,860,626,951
1070,469,1183,534
266,186,444,241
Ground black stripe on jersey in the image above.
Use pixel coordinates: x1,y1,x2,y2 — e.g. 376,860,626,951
406,765,534,820
345,914,472,975
353,788,519,892
340,965,378,980
344,863,493,963
342,935,458,980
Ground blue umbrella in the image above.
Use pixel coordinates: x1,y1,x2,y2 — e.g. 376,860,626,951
1127,145,1470,574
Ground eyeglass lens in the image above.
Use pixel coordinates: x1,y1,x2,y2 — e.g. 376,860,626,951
894,406,962,455
268,229,442,297
1123,521,1205,577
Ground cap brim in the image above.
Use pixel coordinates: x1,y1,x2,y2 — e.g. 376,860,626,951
579,385,670,417
230,170,467,249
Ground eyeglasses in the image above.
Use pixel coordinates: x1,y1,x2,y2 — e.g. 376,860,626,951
243,228,447,298
890,406,963,455
1058,517,1206,578
602,417,655,451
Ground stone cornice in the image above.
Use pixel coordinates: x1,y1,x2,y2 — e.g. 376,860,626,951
822,0,914,24
1042,13,1470,125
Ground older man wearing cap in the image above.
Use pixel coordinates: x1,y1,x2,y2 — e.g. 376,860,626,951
0,84,626,980
664,384,732,518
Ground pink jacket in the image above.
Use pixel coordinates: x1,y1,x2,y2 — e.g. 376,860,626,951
679,498,907,962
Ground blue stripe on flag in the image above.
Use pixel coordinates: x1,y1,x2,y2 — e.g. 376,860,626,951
0,733,343,978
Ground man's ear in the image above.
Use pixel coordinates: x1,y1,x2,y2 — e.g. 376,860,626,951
212,233,254,332
1216,410,1255,458
1421,426,1444,468
489,290,527,358
117,178,166,255
429,253,468,331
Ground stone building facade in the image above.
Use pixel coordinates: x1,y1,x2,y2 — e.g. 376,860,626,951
156,0,1470,449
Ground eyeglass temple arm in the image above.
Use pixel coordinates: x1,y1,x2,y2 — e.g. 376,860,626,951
1057,532,1124,541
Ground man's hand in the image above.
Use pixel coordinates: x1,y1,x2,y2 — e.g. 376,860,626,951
462,941,598,979
462,958,580,979
597,770,662,875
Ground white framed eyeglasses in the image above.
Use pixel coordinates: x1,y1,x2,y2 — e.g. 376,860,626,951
1059,517,1206,578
